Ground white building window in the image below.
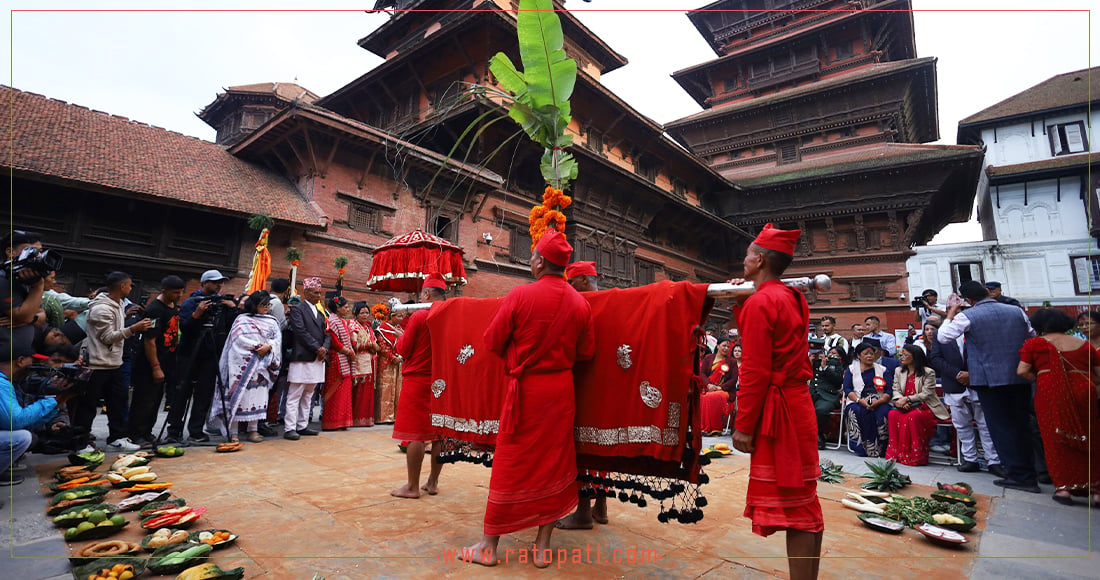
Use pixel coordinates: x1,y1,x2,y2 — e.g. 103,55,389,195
949,261,984,292
1071,255,1099,295
1048,121,1089,156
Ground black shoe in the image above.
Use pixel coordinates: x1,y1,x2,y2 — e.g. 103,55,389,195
817,435,826,450
257,423,277,437
957,461,980,473
994,478,1041,493
987,463,1007,478
0,472,25,486
284,430,300,441
1052,493,1075,506
1038,473,1053,485
298,428,319,436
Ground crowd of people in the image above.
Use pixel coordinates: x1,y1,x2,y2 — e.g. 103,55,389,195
0,229,414,500
698,276,1100,511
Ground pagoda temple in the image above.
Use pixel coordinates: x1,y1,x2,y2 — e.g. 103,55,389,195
666,0,983,330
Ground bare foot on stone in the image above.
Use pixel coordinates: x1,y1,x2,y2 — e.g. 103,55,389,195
532,545,552,569
390,483,420,499
555,512,594,530
458,543,497,566
593,497,609,525
420,482,438,495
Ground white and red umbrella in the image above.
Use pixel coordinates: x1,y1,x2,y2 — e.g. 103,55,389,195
366,229,468,293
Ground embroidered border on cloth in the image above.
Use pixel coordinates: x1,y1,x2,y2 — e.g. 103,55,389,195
574,403,682,447
431,379,446,398
431,413,499,435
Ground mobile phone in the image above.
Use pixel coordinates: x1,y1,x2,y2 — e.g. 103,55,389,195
946,293,964,308
147,317,158,330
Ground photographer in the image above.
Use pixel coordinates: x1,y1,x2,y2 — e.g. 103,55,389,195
2,331,79,489
166,269,237,445
129,275,185,447
913,289,947,325
76,272,153,453
1,231,56,352
16,344,84,454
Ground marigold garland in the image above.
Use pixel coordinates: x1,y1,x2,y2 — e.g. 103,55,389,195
371,303,389,320
529,186,572,250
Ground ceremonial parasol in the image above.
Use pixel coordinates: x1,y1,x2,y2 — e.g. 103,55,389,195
366,229,468,292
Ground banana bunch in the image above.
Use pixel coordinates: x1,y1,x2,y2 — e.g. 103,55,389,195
107,466,158,485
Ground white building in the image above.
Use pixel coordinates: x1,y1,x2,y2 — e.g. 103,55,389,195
907,68,1098,308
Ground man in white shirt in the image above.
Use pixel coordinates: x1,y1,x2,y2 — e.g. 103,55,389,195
817,315,849,356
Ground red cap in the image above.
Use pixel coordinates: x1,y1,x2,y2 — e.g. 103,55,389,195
565,261,597,279
751,223,801,256
535,230,572,267
422,272,447,291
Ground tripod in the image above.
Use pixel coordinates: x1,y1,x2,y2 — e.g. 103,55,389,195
156,301,232,445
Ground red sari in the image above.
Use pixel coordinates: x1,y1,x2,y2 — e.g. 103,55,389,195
482,275,595,536
392,309,437,442
885,375,938,466
699,354,735,434
733,280,821,537
322,316,356,430
349,319,376,427
1019,338,1099,496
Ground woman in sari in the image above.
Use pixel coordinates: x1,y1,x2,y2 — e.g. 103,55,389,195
349,302,380,427
842,339,895,457
322,295,358,431
374,308,405,423
698,338,738,436
209,291,281,444
885,344,949,466
1018,308,1100,507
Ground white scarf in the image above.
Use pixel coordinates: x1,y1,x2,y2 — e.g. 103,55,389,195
849,360,886,397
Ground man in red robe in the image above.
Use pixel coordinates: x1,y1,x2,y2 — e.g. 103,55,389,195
730,224,823,580
555,260,609,531
461,231,595,568
390,272,447,499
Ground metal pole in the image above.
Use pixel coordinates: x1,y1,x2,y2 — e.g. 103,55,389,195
389,275,831,313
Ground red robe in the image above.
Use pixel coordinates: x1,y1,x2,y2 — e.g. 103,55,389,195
482,275,594,535
733,280,823,537
392,308,437,441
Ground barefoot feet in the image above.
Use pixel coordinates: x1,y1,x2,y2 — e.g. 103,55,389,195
458,541,498,566
390,483,420,499
532,544,552,568
555,512,594,530
420,482,439,496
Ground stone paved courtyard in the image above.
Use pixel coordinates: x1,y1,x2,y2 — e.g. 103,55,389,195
4,416,1096,579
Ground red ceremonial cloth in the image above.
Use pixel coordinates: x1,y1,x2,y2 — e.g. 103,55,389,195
392,308,438,441
733,279,823,537
425,281,710,480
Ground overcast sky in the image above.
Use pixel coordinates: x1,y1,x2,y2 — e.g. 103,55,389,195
5,1,1095,244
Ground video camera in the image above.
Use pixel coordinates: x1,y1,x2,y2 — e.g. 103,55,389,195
808,337,826,355
19,361,89,398
3,245,63,282
910,295,927,309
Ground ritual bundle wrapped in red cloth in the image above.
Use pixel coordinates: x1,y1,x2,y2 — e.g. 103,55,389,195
425,281,712,493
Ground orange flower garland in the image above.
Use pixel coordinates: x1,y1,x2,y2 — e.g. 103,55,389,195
529,186,572,249
371,303,389,320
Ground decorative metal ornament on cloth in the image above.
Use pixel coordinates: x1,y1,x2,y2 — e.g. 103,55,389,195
639,381,662,408
431,379,447,398
457,345,475,364
616,344,633,370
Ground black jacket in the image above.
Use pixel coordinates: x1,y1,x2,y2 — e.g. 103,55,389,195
288,301,330,362
929,330,967,394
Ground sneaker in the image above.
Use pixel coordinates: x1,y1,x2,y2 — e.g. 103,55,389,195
160,434,185,446
77,444,98,454
930,444,951,454
108,438,141,452
10,462,27,472
0,472,25,486
189,434,211,444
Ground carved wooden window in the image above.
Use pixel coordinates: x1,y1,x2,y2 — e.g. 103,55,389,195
508,223,532,264
949,261,984,292
432,215,457,243
1048,121,1088,156
1070,255,1099,294
586,127,606,157
347,203,379,233
773,108,793,125
849,282,886,302
635,259,656,286
778,141,799,165
835,39,854,60
672,178,688,199
634,159,659,183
